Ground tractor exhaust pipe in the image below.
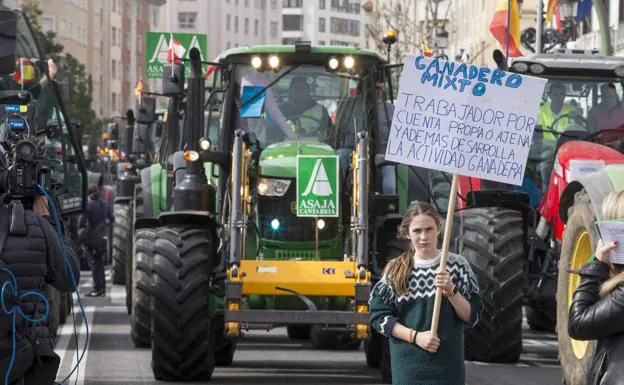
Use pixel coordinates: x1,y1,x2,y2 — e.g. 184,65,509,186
229,129,245,275
356,132,369,278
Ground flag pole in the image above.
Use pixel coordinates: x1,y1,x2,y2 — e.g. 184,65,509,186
536,0,544,54
430,173,459,336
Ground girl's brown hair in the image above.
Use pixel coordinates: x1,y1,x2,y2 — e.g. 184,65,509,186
385,201,441,295
599,191,624,297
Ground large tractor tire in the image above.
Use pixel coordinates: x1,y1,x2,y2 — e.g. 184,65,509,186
130,228,156,348
458,208,525,363
150,224,216,381
126,202,144,315
557,190,597,385
526,304,556,332
286,325,311,340
429,170,452,211
112,203,132,285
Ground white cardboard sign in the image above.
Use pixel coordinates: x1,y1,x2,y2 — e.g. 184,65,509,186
568,159,606,182
384,55,548,186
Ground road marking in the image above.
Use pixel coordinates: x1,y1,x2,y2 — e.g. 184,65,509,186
54,306,95,384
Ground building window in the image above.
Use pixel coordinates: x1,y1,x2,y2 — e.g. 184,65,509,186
245,0,249,6
318,17,325,32
124,32,130,50
112,93,118,111
318,40,325,45
112,59,117,79
271,0,278,9
282,14,303,31
270,21,278,38
226,14,231,31
283,0,302,7
254,19,259,36
282,37,302,44
234,16,239,33
178,12,197,29
319,0,325,9
330,17,360,36
111,26,117,46
330,0,360,14
244,18,249,34
226,41,231,49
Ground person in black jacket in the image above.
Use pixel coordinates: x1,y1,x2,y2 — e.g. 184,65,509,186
78,184,114,297
569,190,624,385
0,195,79,385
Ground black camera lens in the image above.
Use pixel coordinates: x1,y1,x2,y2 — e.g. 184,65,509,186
15,140,36,162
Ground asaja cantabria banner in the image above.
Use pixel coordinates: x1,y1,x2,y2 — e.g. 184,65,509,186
384,55,547,186
145,32,208,79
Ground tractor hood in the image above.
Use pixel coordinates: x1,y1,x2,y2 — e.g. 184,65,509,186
259,140,336,178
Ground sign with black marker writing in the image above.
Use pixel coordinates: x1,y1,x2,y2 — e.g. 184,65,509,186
385,55,548,186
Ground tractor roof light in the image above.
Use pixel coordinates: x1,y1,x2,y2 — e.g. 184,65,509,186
183,150,200,162
268,55,281,71
615,66,624,77
317,218,326,230
199,137,211,151
327,56,340,71
512,62,529,73
251,56,263,70
382,28,398,45
344,56,355,70
529,63,546,74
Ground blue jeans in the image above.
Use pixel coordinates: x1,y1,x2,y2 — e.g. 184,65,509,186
89,246,106,292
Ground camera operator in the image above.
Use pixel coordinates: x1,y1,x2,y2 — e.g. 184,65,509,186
0,192,80,385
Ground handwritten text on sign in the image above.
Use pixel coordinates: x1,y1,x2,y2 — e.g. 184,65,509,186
384,55,547,186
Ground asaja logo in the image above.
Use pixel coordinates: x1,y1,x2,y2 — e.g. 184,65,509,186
296,155,339,217
145,32,208,79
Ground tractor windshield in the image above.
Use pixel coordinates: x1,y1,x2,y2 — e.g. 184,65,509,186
529,78,624,194
234,64,373,149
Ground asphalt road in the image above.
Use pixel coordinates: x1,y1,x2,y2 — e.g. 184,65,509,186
53,268,563,385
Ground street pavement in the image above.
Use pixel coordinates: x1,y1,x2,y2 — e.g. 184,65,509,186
54,267,563,385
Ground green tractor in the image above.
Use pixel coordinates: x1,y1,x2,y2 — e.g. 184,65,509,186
110,101,164,286
127,42,445,380
0,7,87,336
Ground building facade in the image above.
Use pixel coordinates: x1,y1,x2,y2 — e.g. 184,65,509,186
159,0,282,61
281,0,366,47
3,0,161,119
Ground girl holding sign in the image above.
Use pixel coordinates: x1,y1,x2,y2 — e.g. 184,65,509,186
568,191,624,385
369,202,481,384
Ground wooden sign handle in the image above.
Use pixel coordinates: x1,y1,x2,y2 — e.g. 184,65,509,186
431,173,460,337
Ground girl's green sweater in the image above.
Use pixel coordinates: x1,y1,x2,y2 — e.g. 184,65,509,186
369,252,482,385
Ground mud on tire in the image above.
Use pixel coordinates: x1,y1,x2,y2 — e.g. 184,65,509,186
130,228,156,348
458,208,524,363
150,224,216,381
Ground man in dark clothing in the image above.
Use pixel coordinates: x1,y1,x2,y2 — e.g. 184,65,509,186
78,184,114,297
0,195,79,385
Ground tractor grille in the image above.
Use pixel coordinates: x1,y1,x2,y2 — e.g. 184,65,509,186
257,179,339,242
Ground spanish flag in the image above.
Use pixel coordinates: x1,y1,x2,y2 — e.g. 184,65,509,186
12,57,36,85
421,41,433,57
489,0,522,57
167,33,186,64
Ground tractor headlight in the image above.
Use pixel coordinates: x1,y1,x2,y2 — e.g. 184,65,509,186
199,137,211,151
257,178,291,197
615,66,624,77
529,63,545,74
512,62,529,73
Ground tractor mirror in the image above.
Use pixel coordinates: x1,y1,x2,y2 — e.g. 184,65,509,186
162,64,185,96
0,10,18,74
138,96,156,124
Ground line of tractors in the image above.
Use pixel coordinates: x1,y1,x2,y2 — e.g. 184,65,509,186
87,35,624,385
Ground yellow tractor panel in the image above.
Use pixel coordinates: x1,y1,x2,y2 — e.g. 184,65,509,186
239,260,359,297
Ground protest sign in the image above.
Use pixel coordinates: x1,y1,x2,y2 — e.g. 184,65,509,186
385,55,547,186
385,55,547,336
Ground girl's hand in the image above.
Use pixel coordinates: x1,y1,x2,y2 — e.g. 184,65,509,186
435,268,454,293
596,239,618,263
415,330,440,353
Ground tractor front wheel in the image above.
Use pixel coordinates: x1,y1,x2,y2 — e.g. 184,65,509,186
112,203,132,285
557,190,597,385
458,208,524,363
130,228,156,348
150,224,216,381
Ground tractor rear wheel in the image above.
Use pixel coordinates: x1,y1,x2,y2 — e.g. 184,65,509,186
286,325,311,340
429,170,452,211
150,224,216,381
526,305,556,332
130,228,156,348
557,190,597,385
458,208,524,362
126,202,143,315
112,203,132,285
